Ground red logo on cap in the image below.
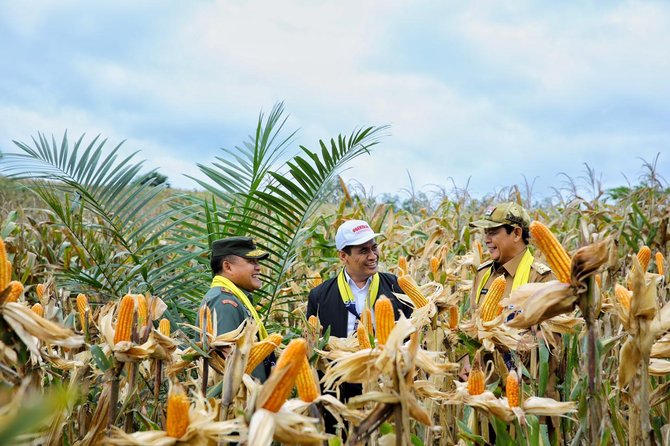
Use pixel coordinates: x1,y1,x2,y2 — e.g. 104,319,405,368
352,225,369,233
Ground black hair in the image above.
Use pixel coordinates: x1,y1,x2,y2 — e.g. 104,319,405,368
501,224,530,244
210,254,238,275
341,246,353,255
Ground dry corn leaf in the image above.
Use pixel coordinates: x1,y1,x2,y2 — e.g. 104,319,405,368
649,358,670,376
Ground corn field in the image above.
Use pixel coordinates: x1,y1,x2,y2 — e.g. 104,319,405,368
0,110,669,445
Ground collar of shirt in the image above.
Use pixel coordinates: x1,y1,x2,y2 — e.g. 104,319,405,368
343,268,373,291
494,247,529,278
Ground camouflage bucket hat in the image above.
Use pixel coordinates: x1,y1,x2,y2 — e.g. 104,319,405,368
469,202,530,230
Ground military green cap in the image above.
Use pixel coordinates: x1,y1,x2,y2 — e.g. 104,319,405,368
469,202,530,230
211,237,269,260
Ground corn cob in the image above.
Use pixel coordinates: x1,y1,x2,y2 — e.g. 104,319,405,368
262,338,307,412
398,275,429,308
467,364,485,395
159,318,171,336
137,294,148,326
529,220,571,283
76,294,89,330
308,274,322,288
357,323,371,349
361,307,374,336
474,240,484,262
374,296,394,346
0,239,8,291
114,294,135,344
31,302,44,317
307,315,319,330
448,306,459,330
480,276,507,322
506,370,519,407
295,354,319,402
430,256,440,276
656,252,665,276
615,284,631,311
4,281,24,303
398,255,408,275
166,389,190,438
36,283,46,300
637,246,651,272
246,333,283,374
198,305,213,339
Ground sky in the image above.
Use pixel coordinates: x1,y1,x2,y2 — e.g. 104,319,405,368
1,1,669,201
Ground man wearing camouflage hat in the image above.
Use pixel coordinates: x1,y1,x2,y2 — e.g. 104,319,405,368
202,236,272,382
469,202,556,310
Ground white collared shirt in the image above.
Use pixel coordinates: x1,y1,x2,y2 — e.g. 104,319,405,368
343,269,373,336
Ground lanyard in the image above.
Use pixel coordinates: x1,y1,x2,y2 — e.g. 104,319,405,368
337,269,380,320
210,275,268,339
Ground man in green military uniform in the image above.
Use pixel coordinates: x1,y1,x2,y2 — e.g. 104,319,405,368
469,202,556,309
202,236,273,382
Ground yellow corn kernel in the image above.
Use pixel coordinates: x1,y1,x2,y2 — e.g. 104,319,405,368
31,302,44,317
656,252,665,276
398,255,408,275
357,323,371,349
198,305,212,339
166,389,190,438
295,354,319,403
76,294,89,330
307,315,319,331
374,296,394,346
430,256,440,276
361,307,374,336
529,221,571,283
480,276,507,322
4,281,24,303
637,246,651,272
398,275,429,309
262,338,307,412
0,239,8,291
137,294,148,326
506,370,519,407
467,365,485,395
246,333,283,374
36,283,46,300
159,318,171,336
113,294,135,345
448,305,459,330
615,284,631,311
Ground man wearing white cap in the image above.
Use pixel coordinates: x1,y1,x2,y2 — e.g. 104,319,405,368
307,219,412,338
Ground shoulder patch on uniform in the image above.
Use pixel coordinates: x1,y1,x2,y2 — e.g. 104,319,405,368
477,260,494,271
221,299,238,307
532,262,552,275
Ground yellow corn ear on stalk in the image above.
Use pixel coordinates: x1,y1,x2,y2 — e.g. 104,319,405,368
361,307,374,336
36,283,46,300
295,354,319,402
308,274,322,288
374,296,394,346
76,294,89,330
357,323,371,349
307,315,319,330
246,333,283,374
262,338,307,412
615,284,631,311
480,276,507,322
0,239,8,291
506,370,519,407
637,246,651,272
4,281,24,303
114,294,135,345
475,240,484,262
166,389,190,438
398,255,408,275
159,318,171,336
31,302,44,317
198,305,213,339
467,364,485,395
449,306,459,329
398,275,429,308
430,256,440,276
529,221,571,283
656,252,665,276
137,294,148,326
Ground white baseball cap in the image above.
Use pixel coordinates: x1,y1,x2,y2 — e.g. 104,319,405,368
335,219,381,251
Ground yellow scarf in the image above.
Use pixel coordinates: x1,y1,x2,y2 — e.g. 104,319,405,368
211,275,268,339
476,249,534,304
337,270,380,311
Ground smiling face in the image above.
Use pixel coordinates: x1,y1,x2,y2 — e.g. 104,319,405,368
222,256,262,291
484,225,525,265
339,239,379,285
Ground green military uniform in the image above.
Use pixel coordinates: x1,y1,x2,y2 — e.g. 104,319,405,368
470,247,555,308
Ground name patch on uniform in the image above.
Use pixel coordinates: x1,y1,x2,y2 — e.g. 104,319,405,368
221,299,238,307
480,288,488,295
